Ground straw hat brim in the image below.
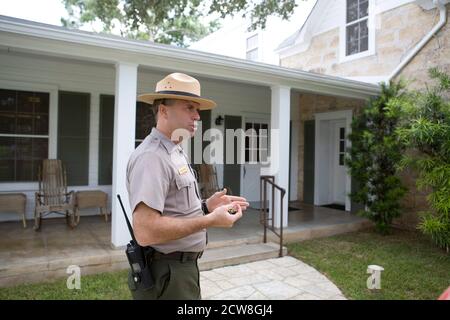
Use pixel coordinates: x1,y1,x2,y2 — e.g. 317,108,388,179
138,93,217,111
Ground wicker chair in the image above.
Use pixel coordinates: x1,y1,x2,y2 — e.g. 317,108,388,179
34,159,77,230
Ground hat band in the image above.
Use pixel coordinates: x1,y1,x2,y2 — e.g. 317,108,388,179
156,90,200,98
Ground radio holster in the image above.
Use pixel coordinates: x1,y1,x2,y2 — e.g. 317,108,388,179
117,194,154,291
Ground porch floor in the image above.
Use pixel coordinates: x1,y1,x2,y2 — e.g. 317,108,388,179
0,203,371,287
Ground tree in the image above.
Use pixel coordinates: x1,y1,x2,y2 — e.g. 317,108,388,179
395,68,450,252
61,0,298,47
346,81,408,234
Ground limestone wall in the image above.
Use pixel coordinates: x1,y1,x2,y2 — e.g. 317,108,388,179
281,3,449,82
296,93,366,201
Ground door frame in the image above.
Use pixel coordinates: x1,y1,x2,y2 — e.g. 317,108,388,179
240,115,270,204
314,110,352,211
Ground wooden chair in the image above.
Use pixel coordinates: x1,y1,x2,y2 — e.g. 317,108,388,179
0,193,27,228
193,164,233,199
34,159,77,230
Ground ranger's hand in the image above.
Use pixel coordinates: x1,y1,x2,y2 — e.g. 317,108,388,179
206,188,249,212
207,203,242,228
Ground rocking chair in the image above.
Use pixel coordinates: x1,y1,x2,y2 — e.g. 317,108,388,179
193,164,233,199
34,159,77,230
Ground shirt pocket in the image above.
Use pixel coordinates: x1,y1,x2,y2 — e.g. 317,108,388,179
175,174,193,211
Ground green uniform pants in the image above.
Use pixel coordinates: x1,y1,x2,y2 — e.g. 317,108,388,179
128,258,201,300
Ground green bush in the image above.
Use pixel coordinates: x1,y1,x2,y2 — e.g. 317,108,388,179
346,81,408,234
394,68,450,252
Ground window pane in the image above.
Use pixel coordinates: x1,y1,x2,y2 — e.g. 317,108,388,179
17,91,34,113
16,113,33,135
253,123,260,137
347,0,358,22
347,23,359,43
0,136,47,182
340,141,345,153
246,48,258,61
347,39,359,56
34,92,49,114
0,89,16,113
136,102,155,140
34,112,49,135
246,34,258,50
339,154,344,166
0,137,15,181
0,113,15,134
360,36,368,52
359,0,369,19
1,90,49,135
259,149,268,163
340,127,345,140
360,20,368,38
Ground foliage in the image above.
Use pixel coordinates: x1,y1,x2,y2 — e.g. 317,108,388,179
346,81,408,234
394,68,450,252
61,0,298,47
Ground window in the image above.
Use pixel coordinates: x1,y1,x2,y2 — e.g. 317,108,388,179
135,102,156,148
0,89,49,182
245,122,268,164
246,34,259,61
346,0,369,56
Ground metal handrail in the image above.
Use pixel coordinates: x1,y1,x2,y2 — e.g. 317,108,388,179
260,175,286,257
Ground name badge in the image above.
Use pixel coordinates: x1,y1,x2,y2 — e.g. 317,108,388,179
178,165,189,175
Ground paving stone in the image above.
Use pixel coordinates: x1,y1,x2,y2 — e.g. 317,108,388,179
208,285,256,300
199,256,347,301
253,280,299,299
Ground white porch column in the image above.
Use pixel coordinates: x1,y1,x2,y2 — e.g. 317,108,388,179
263,85,290,228
111,62,138,248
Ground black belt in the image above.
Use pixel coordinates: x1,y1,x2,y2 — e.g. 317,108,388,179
151,250,203,262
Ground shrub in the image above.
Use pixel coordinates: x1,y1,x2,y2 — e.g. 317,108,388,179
394,68,450,252
346,81,408,234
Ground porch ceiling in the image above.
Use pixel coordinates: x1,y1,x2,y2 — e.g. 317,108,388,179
0,15,381,99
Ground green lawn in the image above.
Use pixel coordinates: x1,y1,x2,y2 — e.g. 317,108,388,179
0,269,132,300
0,228,448,300
288,228,450,300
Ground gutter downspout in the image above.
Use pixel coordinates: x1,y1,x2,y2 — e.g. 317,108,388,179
388,0,447,81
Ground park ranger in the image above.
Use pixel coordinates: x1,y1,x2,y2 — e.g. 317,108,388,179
126,72,249,300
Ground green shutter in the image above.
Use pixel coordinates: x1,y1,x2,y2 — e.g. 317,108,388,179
57,91,90,186
223,115,241,196
303,120,315,204
190,110,211,163
99,95,114,185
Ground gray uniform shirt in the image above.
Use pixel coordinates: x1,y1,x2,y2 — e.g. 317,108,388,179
126,127,206,254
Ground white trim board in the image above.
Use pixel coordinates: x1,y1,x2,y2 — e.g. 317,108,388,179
314,109,352,211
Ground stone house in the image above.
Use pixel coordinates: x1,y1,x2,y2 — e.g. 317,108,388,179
276,0,450,228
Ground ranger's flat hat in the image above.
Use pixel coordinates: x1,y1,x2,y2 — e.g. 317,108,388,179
137,73,217,110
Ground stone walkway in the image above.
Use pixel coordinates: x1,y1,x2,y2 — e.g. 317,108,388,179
200,256,346,300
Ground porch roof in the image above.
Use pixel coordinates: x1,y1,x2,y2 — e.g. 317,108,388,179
0,15,380,99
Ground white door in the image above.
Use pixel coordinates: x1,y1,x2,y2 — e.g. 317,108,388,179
241,119,270,205
331,120,347,204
